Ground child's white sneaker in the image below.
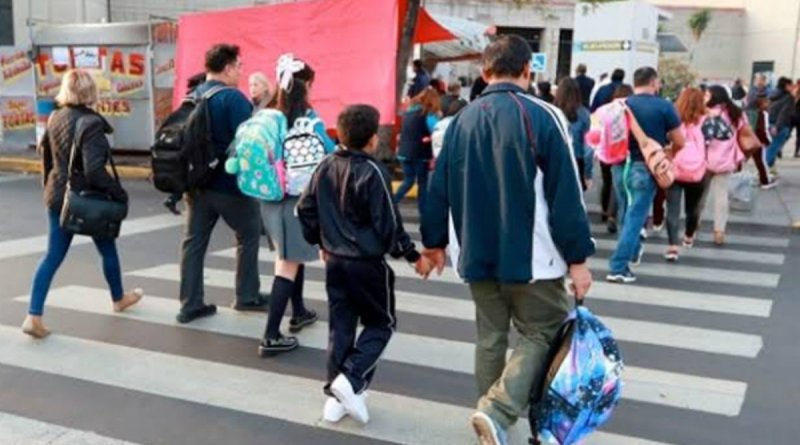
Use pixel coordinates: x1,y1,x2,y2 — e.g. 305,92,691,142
330,374,369,424
323,397,346,423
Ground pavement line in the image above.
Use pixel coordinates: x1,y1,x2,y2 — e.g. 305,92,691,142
401,221,791,249
0,174,36,184
584,202,788,228
0,322,679,445
125,265,765,358
0,411,141,445
0,214,184,261
14,286,749,418
211,246,781,289
591,238,785,265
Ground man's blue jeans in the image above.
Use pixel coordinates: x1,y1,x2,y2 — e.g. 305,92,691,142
766,126,791,167
609,161,656,274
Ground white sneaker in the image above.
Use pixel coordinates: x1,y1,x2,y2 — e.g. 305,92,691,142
330,374,369,424
322,392,369,423
323,397,346,423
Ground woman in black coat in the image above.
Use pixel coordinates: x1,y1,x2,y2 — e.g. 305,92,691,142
23,69,143,338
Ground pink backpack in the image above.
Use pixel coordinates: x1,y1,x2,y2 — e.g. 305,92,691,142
586,100,629,165
705,110,744,174
672,119,707,183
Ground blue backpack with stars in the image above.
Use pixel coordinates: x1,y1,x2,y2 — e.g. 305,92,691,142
529,302,624,445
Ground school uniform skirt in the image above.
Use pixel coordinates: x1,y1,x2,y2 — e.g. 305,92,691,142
261,197,318,263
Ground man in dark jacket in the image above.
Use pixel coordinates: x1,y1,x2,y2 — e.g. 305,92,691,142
407,59,431,98
296,104,431,424
421,35,594,445
765,76,796,167
574,63,594,108
590,68,626,112
177,44,268,324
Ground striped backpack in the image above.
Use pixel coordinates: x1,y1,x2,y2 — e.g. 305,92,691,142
225,109,288,202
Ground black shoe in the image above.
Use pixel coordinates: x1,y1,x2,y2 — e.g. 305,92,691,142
176,304,217,324
606,219,618,234
258,334,299,357
231,293,270,312
163,197,181,215
289,309,318,333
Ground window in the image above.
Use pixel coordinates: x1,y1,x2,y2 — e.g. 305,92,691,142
495,26,542,53
557,29,573,81
0,0,13,46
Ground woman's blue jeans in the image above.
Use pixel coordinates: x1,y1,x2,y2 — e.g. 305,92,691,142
393,159,429,215
29,209,124,316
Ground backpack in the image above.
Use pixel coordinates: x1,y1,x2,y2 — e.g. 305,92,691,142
704,112,743,174
283,113,326,196
586,99,629,165
672,119,707,183
150,85,230,193
530,303,624,445
224,109,288,202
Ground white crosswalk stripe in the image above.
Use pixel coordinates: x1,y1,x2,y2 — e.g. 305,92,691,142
0,411,141,445
0,207,788,445
14,286,749,416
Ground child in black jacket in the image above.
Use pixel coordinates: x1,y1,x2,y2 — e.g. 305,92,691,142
296,104,432,424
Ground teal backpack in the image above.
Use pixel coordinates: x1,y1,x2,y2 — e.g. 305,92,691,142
225,109,288,201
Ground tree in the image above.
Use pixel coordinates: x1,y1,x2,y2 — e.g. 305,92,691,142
658,57,697,101
687,9,712,62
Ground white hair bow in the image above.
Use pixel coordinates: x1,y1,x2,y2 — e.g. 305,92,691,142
276,53,305,91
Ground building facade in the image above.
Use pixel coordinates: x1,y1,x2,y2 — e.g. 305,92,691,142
7,0,800,85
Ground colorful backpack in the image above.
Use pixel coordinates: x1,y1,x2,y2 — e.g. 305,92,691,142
283,113,326,196
586,100,629,165
672,119,708,183
703,110,744,174
224,109,287,202
530,302,624,445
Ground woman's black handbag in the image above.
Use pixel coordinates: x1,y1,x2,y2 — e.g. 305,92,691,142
60,121,129,239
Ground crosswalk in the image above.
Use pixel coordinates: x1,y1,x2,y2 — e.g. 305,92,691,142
0,207,789,445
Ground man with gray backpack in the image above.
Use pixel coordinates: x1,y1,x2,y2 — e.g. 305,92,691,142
173,43,269,324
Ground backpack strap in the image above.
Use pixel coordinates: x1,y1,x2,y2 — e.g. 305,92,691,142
202,85,233,100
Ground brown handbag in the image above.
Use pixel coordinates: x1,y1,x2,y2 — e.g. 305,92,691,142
737,123,762,154
625,106,675,189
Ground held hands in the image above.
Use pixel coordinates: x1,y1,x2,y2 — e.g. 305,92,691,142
568,263,592,301
422,248,447,275
319,249,329,263
413,256,434,280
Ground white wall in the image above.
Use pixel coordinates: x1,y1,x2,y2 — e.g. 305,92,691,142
12,0,109,47
740,0,800,82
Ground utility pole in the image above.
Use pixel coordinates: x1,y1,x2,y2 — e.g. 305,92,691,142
792,0,800,79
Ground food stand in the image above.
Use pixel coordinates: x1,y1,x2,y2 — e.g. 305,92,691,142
0,46,37,152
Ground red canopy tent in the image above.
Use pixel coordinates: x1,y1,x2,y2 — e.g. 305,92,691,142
173,0,484,127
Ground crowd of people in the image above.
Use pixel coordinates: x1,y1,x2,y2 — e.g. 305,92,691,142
20,32,795,445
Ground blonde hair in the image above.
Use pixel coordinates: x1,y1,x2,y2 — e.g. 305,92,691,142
55,70,98,107
249,71,270,87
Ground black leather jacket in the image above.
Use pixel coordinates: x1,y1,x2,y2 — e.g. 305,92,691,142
40,105,127,211
296,149,420,263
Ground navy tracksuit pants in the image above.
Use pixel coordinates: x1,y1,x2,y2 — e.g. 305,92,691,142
324,256,396,395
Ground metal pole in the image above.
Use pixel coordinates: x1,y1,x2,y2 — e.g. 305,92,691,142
106,0,112,22
792,1,800,79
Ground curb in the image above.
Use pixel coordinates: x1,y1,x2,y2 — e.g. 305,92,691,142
0,156,151,180
1,156,416,196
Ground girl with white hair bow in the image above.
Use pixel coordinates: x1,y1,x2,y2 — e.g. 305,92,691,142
258,53,335,356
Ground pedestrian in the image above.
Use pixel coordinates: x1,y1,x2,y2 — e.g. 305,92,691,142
24,69,143,339
745,73,770,110
536,80,554,103
296,104,433,425
554,77,591,189
794,78,800,158
598,84,634,234
440,81,467,118
258,54,334,356
470,75,488,101
731,78,747,108
162,72,207,216
590,68,626,112
407,59,431,98
703,85,746,246
421,35,595,445
589,72,609,107
393,87,441,214
606,67,684,284
574,63,595,108
248,71,276,110
765,77,796,171
752,94,778,188
177,44,269,324
664,87,709,261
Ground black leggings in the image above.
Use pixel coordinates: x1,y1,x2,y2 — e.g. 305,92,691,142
600,162,617,220
665,180,708,246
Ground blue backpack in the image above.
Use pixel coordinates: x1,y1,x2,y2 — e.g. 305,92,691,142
225,109,288,202
529,302,624,445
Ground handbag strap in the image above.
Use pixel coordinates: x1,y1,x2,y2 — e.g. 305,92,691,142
508,92,538,162
66,115,121,190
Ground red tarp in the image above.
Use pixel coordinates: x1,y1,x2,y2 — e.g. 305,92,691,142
174,0,401,126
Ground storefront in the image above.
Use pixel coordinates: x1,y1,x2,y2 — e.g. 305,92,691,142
0,46,36,152
31,21,176,151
